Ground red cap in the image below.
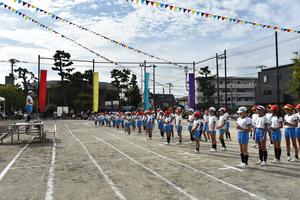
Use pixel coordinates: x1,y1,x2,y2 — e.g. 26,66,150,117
284,104,294,110
270,105,279,111
164,111,170,116
296,104,300,109
194,112,201,118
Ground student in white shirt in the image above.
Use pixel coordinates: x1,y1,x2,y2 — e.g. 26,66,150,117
175,107,183,144
236,107,252,168
254,105,268,166
169,108,175,138
157,111,165,138
146,110,154,139
224,110,231,141
283,104,298,162
202,109,210,142
251,106,258,148
187,108,195,143
266,105,274,147
269,105,283,163
216,107,227,151
208,107,218,152
137,111,143,134
164,111,172,145
191,112,203,153
295,104,300,150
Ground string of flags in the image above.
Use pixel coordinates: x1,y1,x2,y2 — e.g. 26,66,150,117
128,0,300,34
0,2,166,88
9,0,185,69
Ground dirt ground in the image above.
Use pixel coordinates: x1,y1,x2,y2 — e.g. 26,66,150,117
0,120,299,200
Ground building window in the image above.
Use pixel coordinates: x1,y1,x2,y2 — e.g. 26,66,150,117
263,75,268,83
237,89,246,93
263,90,272,95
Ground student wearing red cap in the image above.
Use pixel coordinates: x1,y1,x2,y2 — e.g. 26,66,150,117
283,104,299,162
191,112,203,153
164,111,172,145
270,105,283,163
137,111,143,134
146,110,154,139
236,107,252,168
295,104,300,150
175,107,183,144
157,111,165,139
254,105,268,166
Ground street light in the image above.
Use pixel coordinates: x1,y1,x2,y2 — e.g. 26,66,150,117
184,66,189,91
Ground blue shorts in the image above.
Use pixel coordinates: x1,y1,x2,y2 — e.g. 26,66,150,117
272,129,282,142
137,120,142,127
238,131,249,144
164,125,171,133
188,126,193,133
209,131,216,135
147,123,153,130
26,104,33,113
218,129,225,135
193,130,202,139
158,121,164,130
125,122,131,128
297,128,300,138
255,128,265,143
203,124,209,132
176,126,183,135
226,122,230,129
285,128,296,139
131,121,136,126
170,125,174,131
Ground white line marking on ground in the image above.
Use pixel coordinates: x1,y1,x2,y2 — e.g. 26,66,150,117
158,144,165,147
88,132,199,200
45,125,57,200
65,124,127,200
0,137,34,182
224,165,244,172
103,130,265,200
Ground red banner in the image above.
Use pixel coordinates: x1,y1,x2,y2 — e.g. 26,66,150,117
39,70,47,113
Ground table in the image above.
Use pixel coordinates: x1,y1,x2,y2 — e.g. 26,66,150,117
10,122,45,144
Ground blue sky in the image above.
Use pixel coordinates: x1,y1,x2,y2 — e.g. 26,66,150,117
0,0,300,97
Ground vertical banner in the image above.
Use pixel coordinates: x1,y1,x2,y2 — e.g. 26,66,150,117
189,73,195,109
39,70,47,113
144,72,150,110
93,72,99,112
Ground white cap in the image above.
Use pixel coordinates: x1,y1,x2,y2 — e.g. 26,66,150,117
188,108,194,112
218,107,226,112
257,105,265,110
28,90,33,94
209,107,216,112
237,106,247,114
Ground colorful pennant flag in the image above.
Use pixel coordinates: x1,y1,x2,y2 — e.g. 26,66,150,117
9,0,186,69
127,0,300,34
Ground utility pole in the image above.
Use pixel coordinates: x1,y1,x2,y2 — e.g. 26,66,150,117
184,66,189,91
216,53,220,108
224,50,228,108
166,83,173,95
92,59,95,72
8,58,19,85
163,86,165,95
275,32,280,105
152,65,156,110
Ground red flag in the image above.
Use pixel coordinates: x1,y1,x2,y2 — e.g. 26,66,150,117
39,70,47,113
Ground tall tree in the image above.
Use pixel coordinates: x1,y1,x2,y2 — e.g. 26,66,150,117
198,66,216,107
125,74,142,108
288,54,300,101
111,69,130,98
52,50,74,106
0,85,25,115
14,67,37,94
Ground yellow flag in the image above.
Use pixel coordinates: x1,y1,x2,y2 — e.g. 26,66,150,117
93,72,99,112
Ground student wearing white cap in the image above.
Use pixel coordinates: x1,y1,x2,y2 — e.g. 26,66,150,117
202,109,210,142
208,107,218,152
187,108,195,143
216,107,227,151
236,107,252,168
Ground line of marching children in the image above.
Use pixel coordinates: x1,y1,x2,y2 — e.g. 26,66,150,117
94,103,300,168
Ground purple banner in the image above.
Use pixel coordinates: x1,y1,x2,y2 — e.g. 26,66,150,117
189,73,195,109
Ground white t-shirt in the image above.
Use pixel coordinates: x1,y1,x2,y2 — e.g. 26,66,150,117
164,116,172,125
271,116,283,129
252,113,258,126
284,114,297,128
217,114,227,130
208,115,218,131
175,114,183,126
265,113,272,126
188,114,194,127
203,114,209,124
237,117,252,130
170,113,175,125
255,115,268,129
26,95,33,105
193,119,202,130
296,113,300,128
147,115,153,124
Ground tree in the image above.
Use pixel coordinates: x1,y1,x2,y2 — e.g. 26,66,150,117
0,85,25,115
125,74,142,108
52,50,74,106
198,66,216,107
111,69,131,98
288,54,300,101
73,92,92,111
14,67,37,94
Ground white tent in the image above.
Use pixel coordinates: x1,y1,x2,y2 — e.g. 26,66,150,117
0,97,5,118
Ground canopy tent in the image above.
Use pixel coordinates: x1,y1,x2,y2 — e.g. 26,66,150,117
0,97,5,118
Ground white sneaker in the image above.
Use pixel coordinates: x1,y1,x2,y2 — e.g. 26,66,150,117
177,142,183,145
255,160,262,165
165,142,170,145
236,162,244,168
260,161,267,166
288,157,295,162
160,136,164,139
239,163,247,169
252,144,257,148
189,141,193,144
271,159,281,164
209,148,217,152
221,147,227,151
193,149,200,153
269,144,274,148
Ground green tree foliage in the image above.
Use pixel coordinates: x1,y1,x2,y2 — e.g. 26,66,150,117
198,66,216,107
125,74,142,108
14,67,37,94
288,55,300,101
0,85,25,115
73,92,92,111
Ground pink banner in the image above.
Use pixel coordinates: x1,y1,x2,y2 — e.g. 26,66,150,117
39,70,47,113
